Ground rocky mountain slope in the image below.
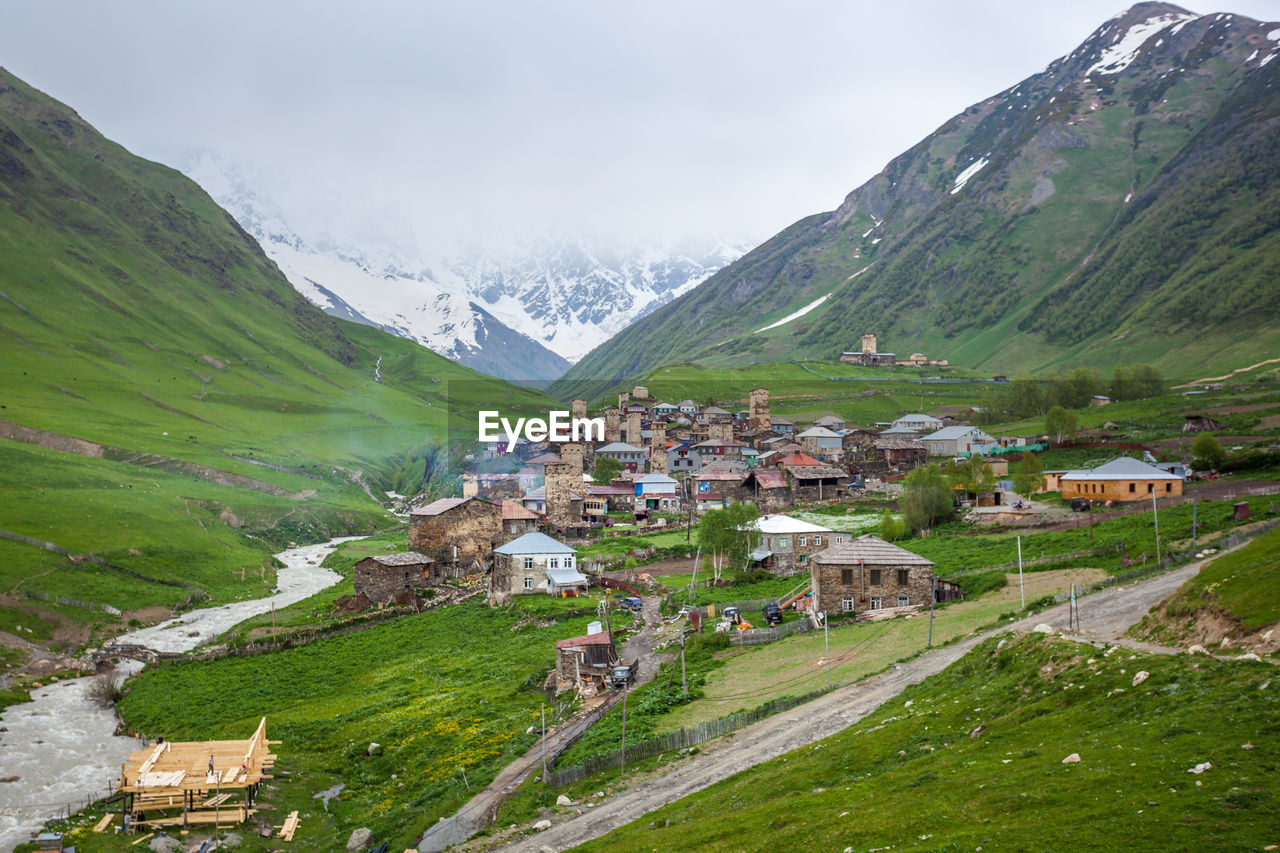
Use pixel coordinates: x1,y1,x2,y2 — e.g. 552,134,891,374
186,153,745,382
552,3,1280,398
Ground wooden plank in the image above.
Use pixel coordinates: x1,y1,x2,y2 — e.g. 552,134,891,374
201,793,234,807
131,832,155,845
92,813,115,833
279,809,299,842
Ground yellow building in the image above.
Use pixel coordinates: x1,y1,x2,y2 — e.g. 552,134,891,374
1059,457,1184,502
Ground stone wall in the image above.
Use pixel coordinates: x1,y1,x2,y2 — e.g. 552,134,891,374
544,462,580,532
571,398,588,422
626,411,643,447
708,421,734,443
604,408,622,443
649,424,668,474
560,443,585,478
354,558,438,604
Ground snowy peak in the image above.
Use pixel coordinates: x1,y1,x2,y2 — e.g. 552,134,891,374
184,153,745,381
1085,4,1199,76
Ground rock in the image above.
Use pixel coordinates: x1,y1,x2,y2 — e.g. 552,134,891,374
1062,753,1081,764
345,827,374,850
1239,653,1262,662
365,742,380,756
1187,762,1212,775
1034,624,1055,634
556,794,574,806
0,776,19,783
149,836,182,853
970,725,987,739
1243,742,1255,750
532,819,553,830
1132,671,1149,686
1186,644,1208,655
220,832,243,849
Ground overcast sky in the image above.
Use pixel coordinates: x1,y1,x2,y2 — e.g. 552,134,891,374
3,1,1277,251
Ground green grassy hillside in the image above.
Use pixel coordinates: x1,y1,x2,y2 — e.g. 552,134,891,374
575,632,1279,852
0,66,553,616
552,7,1280,399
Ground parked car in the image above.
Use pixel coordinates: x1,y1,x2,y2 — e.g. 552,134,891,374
608,661,635,688
618,596,643,611
762,602,782,626
721,606,741,625
1069,497,1091,512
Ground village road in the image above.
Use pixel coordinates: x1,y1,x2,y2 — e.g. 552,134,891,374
494,554,1224,852
418,593,668,853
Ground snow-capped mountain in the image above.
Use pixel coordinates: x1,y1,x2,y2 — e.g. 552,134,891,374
184,153,745,382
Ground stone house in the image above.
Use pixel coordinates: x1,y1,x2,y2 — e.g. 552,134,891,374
814,414,847,431
353,552,438,604
555,631,618,691
409,497,503,568
693,439,750,463
652,401,679,419
784,464,847,502
1058,456,1184,502
741,468,789,511
770,417,796,437
743,514,839,575
810,535,935,617
634,472,681,512
501,499,541,537
489,532,580,605
694,465,748,505
667,443,702,474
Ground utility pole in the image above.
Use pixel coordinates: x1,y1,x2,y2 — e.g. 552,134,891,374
1192,490,1199,556
822,611,830,689
1152,490,1161,566
620,684,628,779
1017,535,1025,609
540,702,547,782
680,621,687,696
928,578,936,647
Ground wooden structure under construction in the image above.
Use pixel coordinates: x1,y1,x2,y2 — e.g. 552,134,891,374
115,717,277,832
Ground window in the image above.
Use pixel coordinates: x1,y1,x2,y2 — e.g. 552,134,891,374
550,557,559,569
1166,483,1172,493
523,556,533,570
835,535,845,544
523,577,534,590
842,595,855,612
565,556,574,568
898,594,909,608
800,554,807,563
1148,483,1154,493
870,596,882,610
798,536,807,547
869,569,882,585
841,569,854,585
1129,483,1136,493
814,535,822,546
898,569,909,586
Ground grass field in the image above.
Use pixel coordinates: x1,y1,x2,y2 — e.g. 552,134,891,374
573,632,1280,852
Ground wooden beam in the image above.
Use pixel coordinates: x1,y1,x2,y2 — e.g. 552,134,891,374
92,813,115,833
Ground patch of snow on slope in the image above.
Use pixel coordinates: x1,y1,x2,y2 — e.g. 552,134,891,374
755,292,833,333
1088,12,1198,76
951,157,990,195
847,264,874,281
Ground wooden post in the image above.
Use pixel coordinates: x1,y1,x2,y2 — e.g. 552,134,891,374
620,684,628,779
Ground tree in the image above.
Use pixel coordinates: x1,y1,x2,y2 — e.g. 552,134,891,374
1012,452,1045,499
950,456,995,500
1007,373,1046,417
592,455,624,484
1191,433,1227,472
1045,406,1078,443
697,501,760,578
878,509,909,542
900,464,954,533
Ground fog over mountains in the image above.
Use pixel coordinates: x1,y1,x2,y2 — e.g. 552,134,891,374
185,153,746,382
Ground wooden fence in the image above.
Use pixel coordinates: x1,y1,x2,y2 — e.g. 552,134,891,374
544,682,834,786
730,620,811,645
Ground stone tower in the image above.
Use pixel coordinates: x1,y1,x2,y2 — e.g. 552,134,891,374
708,421,734,443
625,411,643,447
571,398,588,422
862,333,878,355
618,391,630,408
649,423,668,474
749,387,771,432
560,442,585,478
604,407,622,443
544,462,578,533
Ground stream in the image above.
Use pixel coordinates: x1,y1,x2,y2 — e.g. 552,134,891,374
0,535,361,850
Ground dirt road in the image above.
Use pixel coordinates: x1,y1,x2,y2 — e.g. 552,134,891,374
418,596,668,853
495,557,1215,852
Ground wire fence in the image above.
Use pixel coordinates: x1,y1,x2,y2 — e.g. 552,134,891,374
544,683,834,787
24,589,121,615
730,620,811,645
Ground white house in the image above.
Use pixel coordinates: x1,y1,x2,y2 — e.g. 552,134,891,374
892,413,944,432
796,426,844,459
634,472,680,511
490,532,580,604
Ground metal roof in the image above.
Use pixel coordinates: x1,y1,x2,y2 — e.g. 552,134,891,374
812,534,935,566
546,567,588,585
412,496,486,516
493,532,577,555
367,552,434,566
1060,456,1183,481
743,514,835,534
597,442,645,453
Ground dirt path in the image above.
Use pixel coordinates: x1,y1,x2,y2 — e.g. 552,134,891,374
417,596,668,853
1173,357,1280,388
494,553,1227,852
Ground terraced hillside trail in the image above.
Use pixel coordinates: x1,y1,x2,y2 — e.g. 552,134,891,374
418,596,668,853
496,551,1240,853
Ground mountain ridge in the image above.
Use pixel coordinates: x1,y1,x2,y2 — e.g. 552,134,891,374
551,3,1280,399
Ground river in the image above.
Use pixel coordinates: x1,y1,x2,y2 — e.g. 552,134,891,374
0,535,360,850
